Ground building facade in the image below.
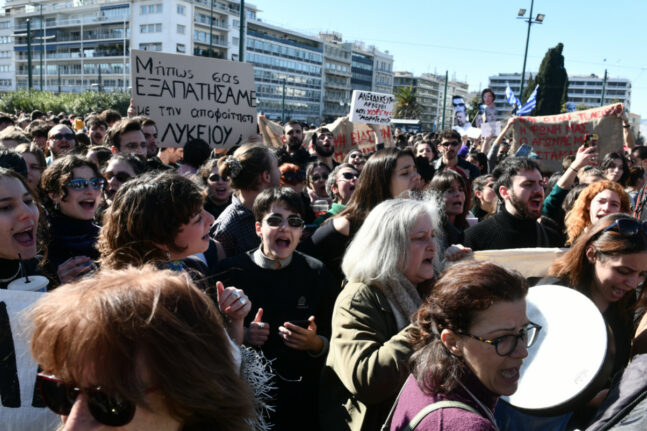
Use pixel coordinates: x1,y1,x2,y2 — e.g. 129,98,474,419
0,0,392,124
488,72,632,120
393,71,468,132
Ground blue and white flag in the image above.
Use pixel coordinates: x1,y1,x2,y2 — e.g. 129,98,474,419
505,84,521,108
517,85,538,115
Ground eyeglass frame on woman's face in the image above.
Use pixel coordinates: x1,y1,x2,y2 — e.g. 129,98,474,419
36,373,157,427
458,322,542,357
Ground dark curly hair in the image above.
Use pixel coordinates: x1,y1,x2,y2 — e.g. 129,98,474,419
408,261,528,394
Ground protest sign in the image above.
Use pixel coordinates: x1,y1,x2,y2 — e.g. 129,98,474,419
258,115,393,161
349,90,395,125
511,103,624,172
0,290,58,431
131,49,257,149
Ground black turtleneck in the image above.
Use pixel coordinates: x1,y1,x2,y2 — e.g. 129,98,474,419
46,212,100,272
463,206,562,251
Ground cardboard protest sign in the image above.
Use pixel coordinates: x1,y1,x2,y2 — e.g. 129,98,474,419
511,103,624,172
0,290,58,431
472,248,566,279
258,115,393,161
349,90,395,125
131,49,257,148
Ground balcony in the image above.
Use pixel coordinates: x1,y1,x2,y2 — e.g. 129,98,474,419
193,16,228,30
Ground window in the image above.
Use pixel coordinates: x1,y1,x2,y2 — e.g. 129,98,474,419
177,5,185,15
140,24,162,33
0,21,9,30
139,42,162,51
176,43,185,53
140,4,162,14
177,24,185,34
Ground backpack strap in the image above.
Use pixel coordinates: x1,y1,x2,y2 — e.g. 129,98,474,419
402,400,482,431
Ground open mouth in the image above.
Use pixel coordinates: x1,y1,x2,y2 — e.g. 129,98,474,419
13,226,35,247
275,237,291,249
79,199,96,210
500,367,520,381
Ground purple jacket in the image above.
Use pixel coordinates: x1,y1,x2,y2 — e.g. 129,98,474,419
390,371,498,431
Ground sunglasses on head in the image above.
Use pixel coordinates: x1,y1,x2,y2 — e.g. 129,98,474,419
311,173,328,182
37,373,143,426
66,177,106,191
105,171,132,183
440,141,460,147
339,172,358,180
264,215,305,228
208,173,229,182
281,171,305,182
51,133,75,141
602,218,647,237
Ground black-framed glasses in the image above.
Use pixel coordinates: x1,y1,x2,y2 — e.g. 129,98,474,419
339,172,359,181
602,218,647,237
50,133,75,141
66,177,106,191
349,153,365,160
311,173,329,182
281,171,305,183
264,215,304,228
440,140,460,147
105,171,132,183
460,322,542,357
208,173,229,182
37,373,141,426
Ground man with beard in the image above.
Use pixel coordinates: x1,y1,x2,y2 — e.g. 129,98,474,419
141,117,159,159
432,129,480,181
46,124,77,164
463,157,562,251
85,116,108,146
310,127,339,171
276,121,310,168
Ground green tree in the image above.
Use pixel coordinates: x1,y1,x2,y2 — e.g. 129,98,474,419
393,86,422,119
534,43,569,116
466,94,481,124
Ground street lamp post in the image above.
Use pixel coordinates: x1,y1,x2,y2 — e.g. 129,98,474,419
26,19,32,90
39,3,43,90
517,1,545,98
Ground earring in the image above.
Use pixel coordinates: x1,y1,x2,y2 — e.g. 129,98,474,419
166,250,171,261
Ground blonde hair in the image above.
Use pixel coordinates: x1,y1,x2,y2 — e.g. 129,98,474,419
28,266,254,431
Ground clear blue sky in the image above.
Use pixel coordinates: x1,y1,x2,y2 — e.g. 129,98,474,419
251,0,646,119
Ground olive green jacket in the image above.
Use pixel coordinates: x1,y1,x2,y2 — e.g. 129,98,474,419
319,282,414,431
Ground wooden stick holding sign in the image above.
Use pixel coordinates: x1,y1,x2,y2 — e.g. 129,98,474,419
131,49,258,149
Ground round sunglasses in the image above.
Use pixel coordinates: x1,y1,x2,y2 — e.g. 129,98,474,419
104,171,132,183
37,373,156,426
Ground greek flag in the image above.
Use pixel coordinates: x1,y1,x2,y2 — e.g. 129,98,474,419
517,85,538,115
505,84,521,108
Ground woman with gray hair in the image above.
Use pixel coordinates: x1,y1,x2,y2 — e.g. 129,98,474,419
320,197,442,431
313,163,359,225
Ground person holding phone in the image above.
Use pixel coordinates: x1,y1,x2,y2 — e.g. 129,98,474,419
216,186,336,430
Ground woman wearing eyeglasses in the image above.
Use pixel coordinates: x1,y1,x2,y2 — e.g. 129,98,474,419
305,161,332,207
312,163,359,226
320,198,441,431
538,213,647,428
28,265,255,431
215,186,336,430
40,155,104,285
386,261,536,431
199,158,232,221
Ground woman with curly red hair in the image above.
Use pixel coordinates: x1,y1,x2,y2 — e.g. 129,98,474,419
564,180,630,245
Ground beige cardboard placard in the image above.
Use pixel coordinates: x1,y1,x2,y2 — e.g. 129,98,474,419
511,103,624,172
131,49,257,148
258,115,393,161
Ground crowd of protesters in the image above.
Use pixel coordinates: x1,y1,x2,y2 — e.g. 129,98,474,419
2,102,647,431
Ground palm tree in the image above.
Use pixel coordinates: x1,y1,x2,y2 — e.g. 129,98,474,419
393,86,422,119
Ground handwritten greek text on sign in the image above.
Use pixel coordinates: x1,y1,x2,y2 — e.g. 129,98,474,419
349,90,395,125
131,50,258,148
